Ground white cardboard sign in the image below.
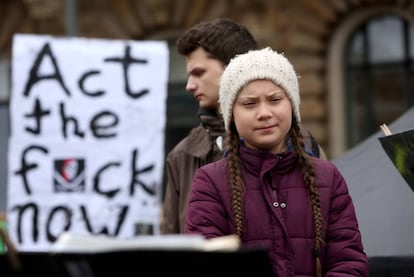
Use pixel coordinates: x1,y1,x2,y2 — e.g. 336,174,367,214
7,34,169,251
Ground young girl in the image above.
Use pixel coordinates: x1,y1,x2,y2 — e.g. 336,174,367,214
185,47,369,276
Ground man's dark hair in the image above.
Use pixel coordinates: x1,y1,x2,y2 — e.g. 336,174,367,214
176,18,258,65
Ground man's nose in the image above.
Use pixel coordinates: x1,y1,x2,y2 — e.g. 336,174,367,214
186,76,197,92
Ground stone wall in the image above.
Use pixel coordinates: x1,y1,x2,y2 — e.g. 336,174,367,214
1,0,414,157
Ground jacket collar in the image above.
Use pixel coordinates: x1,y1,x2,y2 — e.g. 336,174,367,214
184,108,225,158
239,144,297,176
198,107,225,138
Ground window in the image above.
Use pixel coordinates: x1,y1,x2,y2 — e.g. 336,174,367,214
345,15,414,147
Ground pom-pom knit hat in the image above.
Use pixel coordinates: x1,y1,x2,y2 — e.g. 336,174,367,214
219,47,300,132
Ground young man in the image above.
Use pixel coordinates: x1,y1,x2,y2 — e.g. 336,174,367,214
160,18,326,234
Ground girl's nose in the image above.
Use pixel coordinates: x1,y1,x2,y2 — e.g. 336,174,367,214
257,103,272,119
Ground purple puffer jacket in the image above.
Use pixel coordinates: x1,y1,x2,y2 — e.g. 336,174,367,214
185,145,369,277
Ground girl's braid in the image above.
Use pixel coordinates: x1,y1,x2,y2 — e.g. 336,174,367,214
225,124,245,238
289,120,324,277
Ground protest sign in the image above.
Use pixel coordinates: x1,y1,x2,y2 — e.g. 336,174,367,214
7,34,169,251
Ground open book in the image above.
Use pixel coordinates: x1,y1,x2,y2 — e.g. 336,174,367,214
51,232,240,253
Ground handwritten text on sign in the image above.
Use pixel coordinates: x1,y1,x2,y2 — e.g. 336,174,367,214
7,34,169,251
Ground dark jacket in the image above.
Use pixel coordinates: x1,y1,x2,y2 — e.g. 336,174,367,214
160,124,223,233
185,145,368,276
161,108,328,234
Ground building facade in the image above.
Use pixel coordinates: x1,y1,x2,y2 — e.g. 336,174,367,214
1,0,414,209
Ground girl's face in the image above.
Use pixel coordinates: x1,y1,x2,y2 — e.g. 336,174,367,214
232,79,292,154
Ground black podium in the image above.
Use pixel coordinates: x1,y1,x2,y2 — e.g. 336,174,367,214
1,248,274,277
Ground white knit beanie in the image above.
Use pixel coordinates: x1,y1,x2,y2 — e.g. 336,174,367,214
219,47,300,132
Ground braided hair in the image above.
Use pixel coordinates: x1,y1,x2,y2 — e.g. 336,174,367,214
225,117,324,277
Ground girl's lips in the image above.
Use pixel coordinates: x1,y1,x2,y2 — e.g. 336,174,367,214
257,124,275,131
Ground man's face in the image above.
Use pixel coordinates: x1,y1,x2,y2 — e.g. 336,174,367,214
185,47,224,109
